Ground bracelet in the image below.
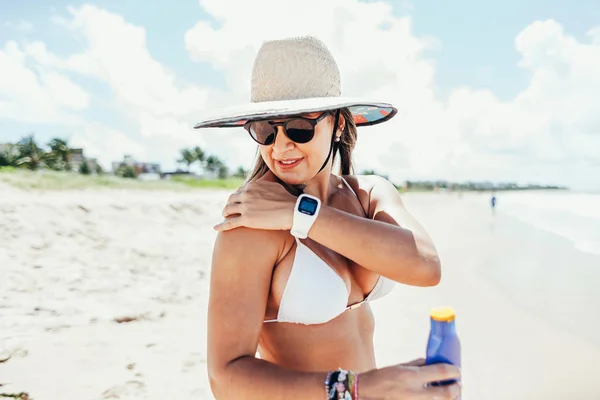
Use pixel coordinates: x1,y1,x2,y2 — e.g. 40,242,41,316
325,368,356,400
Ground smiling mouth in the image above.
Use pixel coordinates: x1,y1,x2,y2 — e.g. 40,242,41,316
276,158,303,168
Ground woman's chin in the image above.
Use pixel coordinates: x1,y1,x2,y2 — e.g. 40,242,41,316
282,178,306,187
272,172,306,186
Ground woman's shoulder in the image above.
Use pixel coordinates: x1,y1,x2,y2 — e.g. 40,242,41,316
341,174,401,216
341,173,393,195
213,226,293,268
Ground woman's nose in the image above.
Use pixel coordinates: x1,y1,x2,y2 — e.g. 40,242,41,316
272,126,293,153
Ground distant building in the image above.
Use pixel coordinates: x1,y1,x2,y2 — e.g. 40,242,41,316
66,149,100,173
84,158,99,173
112,154,161,180
68,148,85,171
0,143,18,155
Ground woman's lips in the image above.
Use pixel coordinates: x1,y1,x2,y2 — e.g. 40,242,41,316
276,158,303,169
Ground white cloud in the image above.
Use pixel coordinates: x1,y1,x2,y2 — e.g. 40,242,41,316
0,41,89,125
1,2,599,189
590,27,600,45
6,5,214,171
70,123,149,169
362,19,600,188
49,5,211,118
184,0,444,174
183,3,600,189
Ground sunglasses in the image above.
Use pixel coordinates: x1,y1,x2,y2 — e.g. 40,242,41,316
243,112,331,146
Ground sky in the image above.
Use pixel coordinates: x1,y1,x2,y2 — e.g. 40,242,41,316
1,0,599,190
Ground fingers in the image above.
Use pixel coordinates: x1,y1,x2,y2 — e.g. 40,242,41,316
401,358,426,367
227,190,243,204
213,215,243,231
224,187,246,218
222,202,243,218
425,382,461,399
418,363,461,385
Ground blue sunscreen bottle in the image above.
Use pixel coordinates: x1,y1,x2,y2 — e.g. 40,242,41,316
425,306,461,386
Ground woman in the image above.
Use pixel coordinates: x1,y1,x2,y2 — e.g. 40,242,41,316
194,36,461,399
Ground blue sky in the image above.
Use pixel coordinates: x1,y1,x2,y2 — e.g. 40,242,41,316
1,0,599,190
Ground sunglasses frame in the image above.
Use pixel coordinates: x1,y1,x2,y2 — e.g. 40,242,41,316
243,111,332,145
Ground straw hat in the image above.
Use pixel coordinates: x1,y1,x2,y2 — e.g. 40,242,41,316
193,35,397,129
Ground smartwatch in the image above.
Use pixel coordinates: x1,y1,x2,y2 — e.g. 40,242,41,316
290,194,321,239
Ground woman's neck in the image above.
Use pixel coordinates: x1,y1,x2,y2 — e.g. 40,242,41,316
300,172,340,206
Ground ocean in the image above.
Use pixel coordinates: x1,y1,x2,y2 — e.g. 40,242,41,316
496,190,600,256
479,190,600,345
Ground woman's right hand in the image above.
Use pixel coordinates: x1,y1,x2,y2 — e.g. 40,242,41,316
358,358,461,399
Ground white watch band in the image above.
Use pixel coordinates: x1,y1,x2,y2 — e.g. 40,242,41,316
290,194,321,239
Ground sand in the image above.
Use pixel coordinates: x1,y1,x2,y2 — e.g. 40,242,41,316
0,183,598,399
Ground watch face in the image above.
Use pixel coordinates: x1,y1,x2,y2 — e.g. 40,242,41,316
298,196,319,215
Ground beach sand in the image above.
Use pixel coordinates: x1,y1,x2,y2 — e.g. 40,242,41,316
1,183,598,399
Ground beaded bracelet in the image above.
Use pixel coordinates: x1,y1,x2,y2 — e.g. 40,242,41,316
325,368,356,400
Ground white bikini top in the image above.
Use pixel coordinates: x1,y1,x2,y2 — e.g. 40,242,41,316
264,177,396,325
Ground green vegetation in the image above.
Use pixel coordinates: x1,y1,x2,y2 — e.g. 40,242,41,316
0,134,247,191
1,134,100,174
177,146,231,179
0,135,566,192
170,175,244,189
0,168,244,191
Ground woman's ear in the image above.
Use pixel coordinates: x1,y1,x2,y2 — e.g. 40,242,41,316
337,113,346,134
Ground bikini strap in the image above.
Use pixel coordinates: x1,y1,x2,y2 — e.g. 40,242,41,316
340,176,358,198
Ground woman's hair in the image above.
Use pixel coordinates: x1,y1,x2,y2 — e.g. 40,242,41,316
245,107,357,182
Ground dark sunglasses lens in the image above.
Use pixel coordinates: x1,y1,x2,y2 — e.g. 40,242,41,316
250,122,276,145
285,119,314,143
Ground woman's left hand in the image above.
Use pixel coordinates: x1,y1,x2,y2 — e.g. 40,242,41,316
214,172,298,232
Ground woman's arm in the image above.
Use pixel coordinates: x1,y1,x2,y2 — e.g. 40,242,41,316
207,227,329,399
208,186,461,400
213,172,440,287
306,175,441,286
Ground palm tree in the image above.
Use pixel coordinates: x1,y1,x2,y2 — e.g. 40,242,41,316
205,155,229,178
204,155,222,173
192,146,205,169
47,138,72,171
217,164,229,179
178,148,196,172
233,166,247,179
16,134,46,170
0,144,20,167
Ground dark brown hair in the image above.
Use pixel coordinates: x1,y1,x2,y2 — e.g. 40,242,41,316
245,107,357,182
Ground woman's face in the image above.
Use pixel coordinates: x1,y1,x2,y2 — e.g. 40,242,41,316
258,111,343,185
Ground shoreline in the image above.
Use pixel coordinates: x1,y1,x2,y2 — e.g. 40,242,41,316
478,209,600,346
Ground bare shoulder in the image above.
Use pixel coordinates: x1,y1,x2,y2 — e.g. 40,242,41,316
212,227,290,272
211,177,294,273
342,174,404,217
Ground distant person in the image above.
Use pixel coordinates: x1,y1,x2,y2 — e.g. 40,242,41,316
491,193,497,215
194,36,460,399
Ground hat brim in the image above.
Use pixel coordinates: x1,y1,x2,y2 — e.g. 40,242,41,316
193,97,397,129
